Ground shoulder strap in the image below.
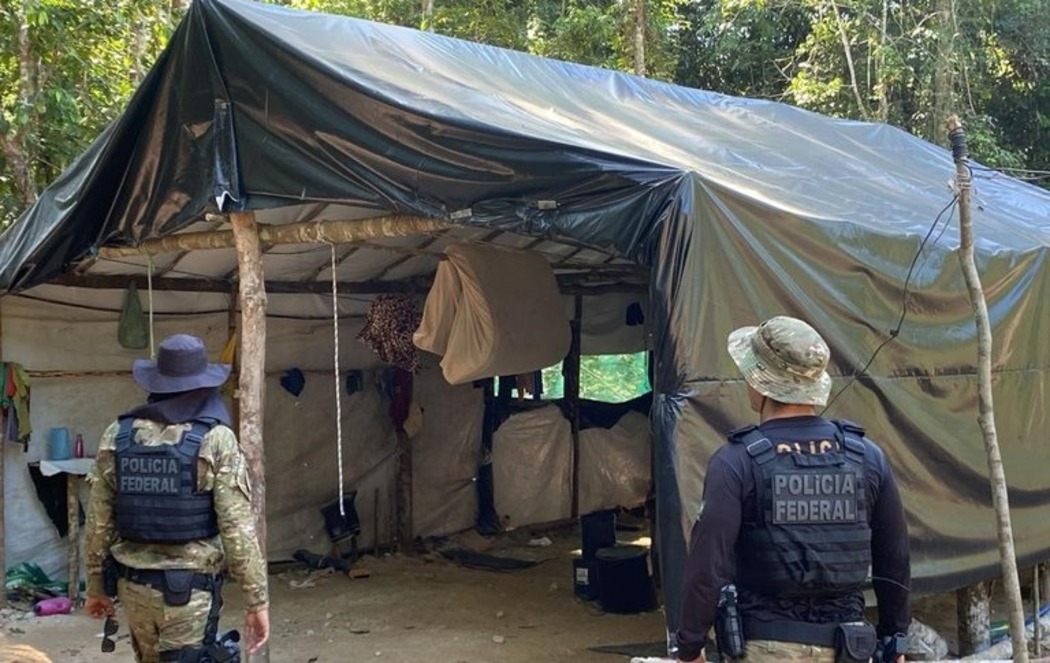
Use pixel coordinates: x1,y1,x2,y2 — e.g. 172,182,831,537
183,419,216,443
832,419,867,464
729,425,776,465
115,417,137,453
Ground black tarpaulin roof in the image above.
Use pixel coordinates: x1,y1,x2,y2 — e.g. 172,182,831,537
4,0,1050,641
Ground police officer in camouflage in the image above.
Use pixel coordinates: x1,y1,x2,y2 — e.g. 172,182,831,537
84,334,270,662
676,316,910,663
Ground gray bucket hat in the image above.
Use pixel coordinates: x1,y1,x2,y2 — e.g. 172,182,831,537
726,316,832,406
132,334,231,394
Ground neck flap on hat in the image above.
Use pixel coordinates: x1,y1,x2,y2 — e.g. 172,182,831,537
122,388,232,427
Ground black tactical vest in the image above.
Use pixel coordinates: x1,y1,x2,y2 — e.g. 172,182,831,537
114,418,220,543
733,420,871,598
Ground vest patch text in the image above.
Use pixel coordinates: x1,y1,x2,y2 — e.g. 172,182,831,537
118,456,180,495
772,471,859,524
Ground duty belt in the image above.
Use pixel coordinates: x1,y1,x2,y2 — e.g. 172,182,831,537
743,619,838,647
114,562,222,607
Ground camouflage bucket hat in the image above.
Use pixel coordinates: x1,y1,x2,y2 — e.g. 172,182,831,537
726,316,832,406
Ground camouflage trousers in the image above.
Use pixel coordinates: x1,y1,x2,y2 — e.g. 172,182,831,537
117,578,214,663
727,638,837,661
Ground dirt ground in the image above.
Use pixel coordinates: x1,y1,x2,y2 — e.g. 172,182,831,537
0,521,1034,663
0,526,667,663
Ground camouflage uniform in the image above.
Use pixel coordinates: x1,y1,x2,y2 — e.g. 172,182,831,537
85,419,268,662
742,639,836,661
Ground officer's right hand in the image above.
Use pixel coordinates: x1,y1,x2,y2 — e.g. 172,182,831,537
245,607,270,654
84,596,115,619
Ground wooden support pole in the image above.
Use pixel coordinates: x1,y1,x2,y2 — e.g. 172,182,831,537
958,582,992,656
566,295,582,518
98,215,451,258
395,429,412,551
230,212,268,559
948,115,1028,661
394,370,414,551
1036,565,1043,656
228,283,241,436
1041,562,1050,614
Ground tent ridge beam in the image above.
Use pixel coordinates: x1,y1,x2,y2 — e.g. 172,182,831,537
97,214,452,258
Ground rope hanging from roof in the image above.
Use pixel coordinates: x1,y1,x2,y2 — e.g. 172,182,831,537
330,243,346,517
147,254,155,359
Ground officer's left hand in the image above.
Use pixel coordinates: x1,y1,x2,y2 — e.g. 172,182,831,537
84,596,115,619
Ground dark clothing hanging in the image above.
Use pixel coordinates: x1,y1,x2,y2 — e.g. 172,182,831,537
28,463,72,538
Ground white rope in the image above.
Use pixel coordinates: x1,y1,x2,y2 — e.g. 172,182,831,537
147,254,156,359
330,243,346,516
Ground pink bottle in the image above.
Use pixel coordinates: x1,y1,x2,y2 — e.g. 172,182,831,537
34,596,73,616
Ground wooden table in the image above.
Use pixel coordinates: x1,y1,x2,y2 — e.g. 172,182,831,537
38,458,95,605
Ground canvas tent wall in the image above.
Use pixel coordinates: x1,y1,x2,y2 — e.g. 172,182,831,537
0,283,652,579
2,0,1050,643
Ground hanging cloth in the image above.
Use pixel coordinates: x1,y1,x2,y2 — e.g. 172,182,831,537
117,282,149,349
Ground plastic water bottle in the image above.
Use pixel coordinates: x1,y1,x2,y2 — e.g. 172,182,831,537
74,433,84,458
34,596,73,616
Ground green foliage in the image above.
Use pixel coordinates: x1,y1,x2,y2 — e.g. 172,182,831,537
2,0,1048,229
542,352,650,403
0,0,182,226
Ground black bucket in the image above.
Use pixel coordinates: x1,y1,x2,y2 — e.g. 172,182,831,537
594,544,656,614
320,491,361,543
580,509,616,559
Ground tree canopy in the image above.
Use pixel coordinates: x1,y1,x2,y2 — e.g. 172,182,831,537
1,0,1047,228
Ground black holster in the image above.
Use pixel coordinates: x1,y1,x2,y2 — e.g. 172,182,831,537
102,557,119,598
715,585,746,659
834,622,877,662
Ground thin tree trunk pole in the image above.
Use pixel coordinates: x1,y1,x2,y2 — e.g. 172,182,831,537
633,0,646,76
947,115,1028,662
230,212,268,559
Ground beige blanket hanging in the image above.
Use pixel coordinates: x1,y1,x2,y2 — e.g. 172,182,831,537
414,243,570,385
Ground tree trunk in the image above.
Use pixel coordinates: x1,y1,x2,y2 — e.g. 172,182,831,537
931,0,955,145
947,115,1028,662
2,0,38,206
829,0,869,120
422,0,434,31
875,0,890,123
633,0,646,76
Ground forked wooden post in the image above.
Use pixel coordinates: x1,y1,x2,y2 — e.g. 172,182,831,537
230,211,268,558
